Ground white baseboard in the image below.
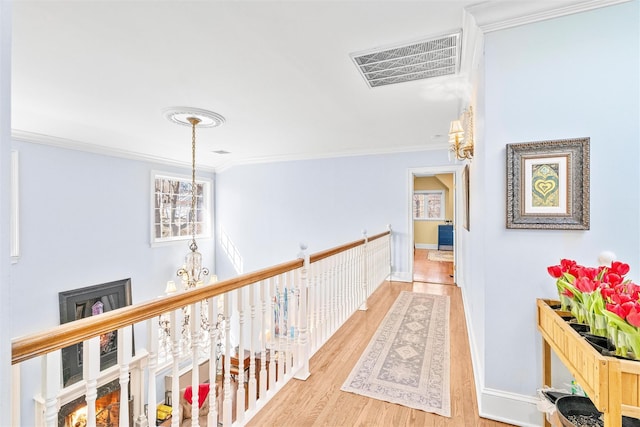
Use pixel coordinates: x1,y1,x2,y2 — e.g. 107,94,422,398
414,243,437,250
459,287,543,427
389,271,412,282
480,388,542,427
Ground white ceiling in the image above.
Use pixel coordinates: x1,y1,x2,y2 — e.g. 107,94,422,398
10,0,612,170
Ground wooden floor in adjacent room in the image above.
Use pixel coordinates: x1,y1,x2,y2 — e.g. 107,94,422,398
247,269,515,426
414,248,455,285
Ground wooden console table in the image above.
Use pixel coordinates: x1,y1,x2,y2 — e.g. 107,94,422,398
537,299,640,427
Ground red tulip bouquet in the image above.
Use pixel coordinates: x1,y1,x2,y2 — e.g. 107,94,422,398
548,259,640,359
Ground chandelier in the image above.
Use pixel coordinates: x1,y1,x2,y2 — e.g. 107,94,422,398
449,106,474,161
163,107,225,289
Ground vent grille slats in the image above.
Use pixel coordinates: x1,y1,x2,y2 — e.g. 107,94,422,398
351,32,461,88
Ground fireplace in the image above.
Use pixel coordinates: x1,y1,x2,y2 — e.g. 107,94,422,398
58,278,133,387
58,379,133,427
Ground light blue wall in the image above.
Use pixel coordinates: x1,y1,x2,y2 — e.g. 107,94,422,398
479,0,639,417
214,150,450,280
10,141,215,424
0,0,11,420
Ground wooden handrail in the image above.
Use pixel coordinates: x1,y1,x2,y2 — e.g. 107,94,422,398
12,258,302,365
11,229,391,365
309,230,390,264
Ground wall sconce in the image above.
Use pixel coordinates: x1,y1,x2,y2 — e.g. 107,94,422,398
449,106,474,161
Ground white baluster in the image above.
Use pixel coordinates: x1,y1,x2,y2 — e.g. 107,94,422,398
190,301,200,427
41,350,61,427
170,310,180,427
208,296,218,427
222,294,232,427
117,326,132,427
295,243,310,380
259,280,268,400
327,257,335,337
276,276,285,384
268,278,276,392
248,283,257,409
146,318,158,427
84,336,100,427
11,364,20,427
287,269,297,370
235,288,245,423
321,259,330,343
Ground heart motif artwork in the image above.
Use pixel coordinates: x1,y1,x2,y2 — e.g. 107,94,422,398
531,164,559,207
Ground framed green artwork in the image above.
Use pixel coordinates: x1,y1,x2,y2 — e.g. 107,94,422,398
506,137,590,230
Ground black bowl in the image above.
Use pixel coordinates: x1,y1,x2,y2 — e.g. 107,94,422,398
556,395,640,427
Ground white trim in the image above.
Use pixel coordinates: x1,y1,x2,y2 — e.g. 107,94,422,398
460,285,484,414
414,243,437,250
461,285,543,426
389,271,412,283
480,388,542,427
12,130,216,173
13,129,448,174
407,165,463,282
466,0,631,33
215,142,449,172
10,150,19,262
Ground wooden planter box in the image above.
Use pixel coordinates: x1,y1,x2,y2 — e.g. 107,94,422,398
537,298,640,427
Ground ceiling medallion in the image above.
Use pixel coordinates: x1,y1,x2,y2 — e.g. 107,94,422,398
162,106,226,128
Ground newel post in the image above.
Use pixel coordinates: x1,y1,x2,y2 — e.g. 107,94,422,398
387,224,393,278
295,243,311,380
359,229,369,311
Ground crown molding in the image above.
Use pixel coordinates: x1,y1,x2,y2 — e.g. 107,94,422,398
466,0,631,33
214,143,449,173
13,129,449,174
11,129,216,173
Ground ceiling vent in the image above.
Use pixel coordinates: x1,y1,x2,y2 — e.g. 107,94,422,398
351,32,461,88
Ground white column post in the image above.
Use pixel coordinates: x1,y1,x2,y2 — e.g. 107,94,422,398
387,224,392,279
41,350,61,427
359,230,369,311
118,327,132,427
131,357,147,427
84,336,100,427
145,318,159,427
11,364,20,427
295,244,310,380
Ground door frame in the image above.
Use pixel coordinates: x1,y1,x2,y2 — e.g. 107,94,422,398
408,165,465,283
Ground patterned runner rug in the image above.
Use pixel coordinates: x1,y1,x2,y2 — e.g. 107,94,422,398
341,291,451,417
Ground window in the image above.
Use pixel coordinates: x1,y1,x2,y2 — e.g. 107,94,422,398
413,190,445,220
151,172,212,245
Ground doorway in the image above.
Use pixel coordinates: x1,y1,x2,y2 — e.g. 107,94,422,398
408,166,463,285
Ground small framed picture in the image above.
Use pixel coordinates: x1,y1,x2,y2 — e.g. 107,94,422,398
506,137,590,230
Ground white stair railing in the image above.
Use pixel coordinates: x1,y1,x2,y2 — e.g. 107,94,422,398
11,228,391,427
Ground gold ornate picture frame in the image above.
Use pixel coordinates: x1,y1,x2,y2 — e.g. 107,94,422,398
506,137,590,230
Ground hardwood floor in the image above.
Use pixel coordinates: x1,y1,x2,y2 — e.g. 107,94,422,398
247,277,515,427
413,249,454,285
